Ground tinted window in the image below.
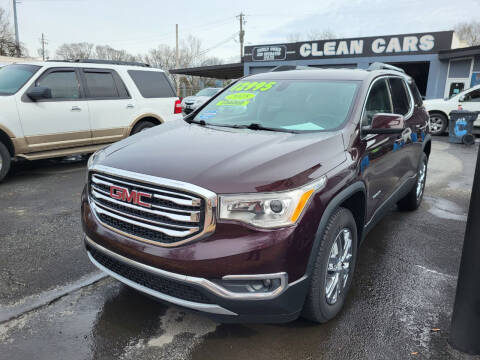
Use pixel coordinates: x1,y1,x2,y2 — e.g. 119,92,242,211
37,70,80,99
196,88,221,96
0,64,40,95
194,80,359,132
128,70,175,98
363,79,392,126
409,81,423,107
389,77,411,115
464,89,480,102
84,71,119,98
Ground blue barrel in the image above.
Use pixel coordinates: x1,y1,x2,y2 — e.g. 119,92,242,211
448,110,478,145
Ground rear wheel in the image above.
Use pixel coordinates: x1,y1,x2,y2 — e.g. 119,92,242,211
131,120,157,135
429,113,448,136
397,152,428,211
0,142,12,183
302,207,357,323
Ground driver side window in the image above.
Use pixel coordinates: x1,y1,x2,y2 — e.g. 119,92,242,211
37,70,80,99
362,78,392,126
463,89,480,102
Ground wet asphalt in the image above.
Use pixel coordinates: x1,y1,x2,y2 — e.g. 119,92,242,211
0,137,479,360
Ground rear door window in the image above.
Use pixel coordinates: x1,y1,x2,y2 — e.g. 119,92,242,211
82,69,131,99
128,70,175,98
389,77,411,115
362,78,392,126
37,70,80,99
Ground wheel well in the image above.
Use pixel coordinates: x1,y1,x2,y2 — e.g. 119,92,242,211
423,140,432,159
338,191,366,243
428,110,449,121
0,130,14,156
131,116,162,134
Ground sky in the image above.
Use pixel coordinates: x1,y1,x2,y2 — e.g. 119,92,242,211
0,0,479,64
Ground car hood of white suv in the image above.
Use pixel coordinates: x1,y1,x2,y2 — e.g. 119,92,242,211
181,95,211,108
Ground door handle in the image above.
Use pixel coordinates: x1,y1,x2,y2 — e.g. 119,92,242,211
126,104,134,109
71,106,81,112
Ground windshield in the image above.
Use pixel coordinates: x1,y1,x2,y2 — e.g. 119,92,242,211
196,88,221,97
0,64,41,95
193,79,359,132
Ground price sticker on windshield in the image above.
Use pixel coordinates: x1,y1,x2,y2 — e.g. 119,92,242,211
229,81,277,92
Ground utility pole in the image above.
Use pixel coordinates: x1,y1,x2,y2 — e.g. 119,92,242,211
175,24,180,97
237,12,245,60
12,0,20,56
39,33,48,61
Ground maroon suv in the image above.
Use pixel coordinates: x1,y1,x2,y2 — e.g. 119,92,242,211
81,63,431,323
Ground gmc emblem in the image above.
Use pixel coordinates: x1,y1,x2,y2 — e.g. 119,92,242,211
109,185,152,208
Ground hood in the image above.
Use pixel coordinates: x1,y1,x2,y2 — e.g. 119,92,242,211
99,121,346,194
423,97,450,107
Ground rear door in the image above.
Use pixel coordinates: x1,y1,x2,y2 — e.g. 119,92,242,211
388,76,421,182
17,67,91,152
80,68,134,145
127,70,179,122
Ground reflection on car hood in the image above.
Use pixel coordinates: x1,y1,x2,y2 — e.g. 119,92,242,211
101,121,347,193
182,96,211,105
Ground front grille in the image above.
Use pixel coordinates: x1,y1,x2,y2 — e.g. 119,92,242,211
88,245,213,304
89,171,208,246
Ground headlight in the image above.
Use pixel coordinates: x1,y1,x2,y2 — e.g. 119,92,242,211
218,176,327,229
86,148,106,181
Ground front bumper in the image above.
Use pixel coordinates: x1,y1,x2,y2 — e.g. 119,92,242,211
85,235,309,322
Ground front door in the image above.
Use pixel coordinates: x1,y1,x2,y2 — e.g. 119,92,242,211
360,77,403,221
17,67,91,153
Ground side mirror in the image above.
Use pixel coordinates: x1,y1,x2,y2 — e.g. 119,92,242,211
362,113,405,135
459,95,465,102
27,86,52,101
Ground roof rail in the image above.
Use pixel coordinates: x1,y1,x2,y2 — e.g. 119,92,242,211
269,65,315,72
72,59,150,67
48,59,151,67
368,62,405,73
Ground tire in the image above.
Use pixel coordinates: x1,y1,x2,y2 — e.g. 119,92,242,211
131,121,157,135
397,152,428,211
429,112,448,136
302,207,358,323
0,142,12,183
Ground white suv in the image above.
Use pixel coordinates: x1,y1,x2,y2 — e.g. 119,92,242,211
0,60,183,182
424,84,480,135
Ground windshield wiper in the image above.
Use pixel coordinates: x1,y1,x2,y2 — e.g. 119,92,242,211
185,118,206,126
232,123,299,134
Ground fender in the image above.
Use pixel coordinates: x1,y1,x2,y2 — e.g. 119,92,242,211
305,181,366,277
422,134,432,153
127,113,164,136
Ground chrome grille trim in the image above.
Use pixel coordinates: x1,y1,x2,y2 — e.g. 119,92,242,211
91,188,198,223
88,164,217,247
92,203,197,237
91,174,200,206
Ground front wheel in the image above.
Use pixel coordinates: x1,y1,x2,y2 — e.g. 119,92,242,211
302,207,358,323
429,113,448,136
0,142,12,183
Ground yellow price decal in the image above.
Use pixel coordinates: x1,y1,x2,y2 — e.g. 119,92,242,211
230,81,276,92
225,92,256,100
216,99,250,106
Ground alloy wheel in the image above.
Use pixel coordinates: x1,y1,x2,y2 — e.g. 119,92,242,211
416,161,427,201
325,228,353,305
429,116,444,134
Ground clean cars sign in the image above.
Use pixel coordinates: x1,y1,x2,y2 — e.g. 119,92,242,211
245,31,453,61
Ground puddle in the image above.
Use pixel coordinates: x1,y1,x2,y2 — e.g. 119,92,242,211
424,196,468,222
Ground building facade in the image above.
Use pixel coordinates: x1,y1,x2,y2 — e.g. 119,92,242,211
243,31,480,100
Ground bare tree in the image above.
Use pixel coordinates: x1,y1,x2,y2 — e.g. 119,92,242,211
286,29,337,42
95,45,137,62
0,7,24,56
56,42,94,60
455,21,480,46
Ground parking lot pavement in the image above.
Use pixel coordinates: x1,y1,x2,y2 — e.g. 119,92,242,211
1,138,479,360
